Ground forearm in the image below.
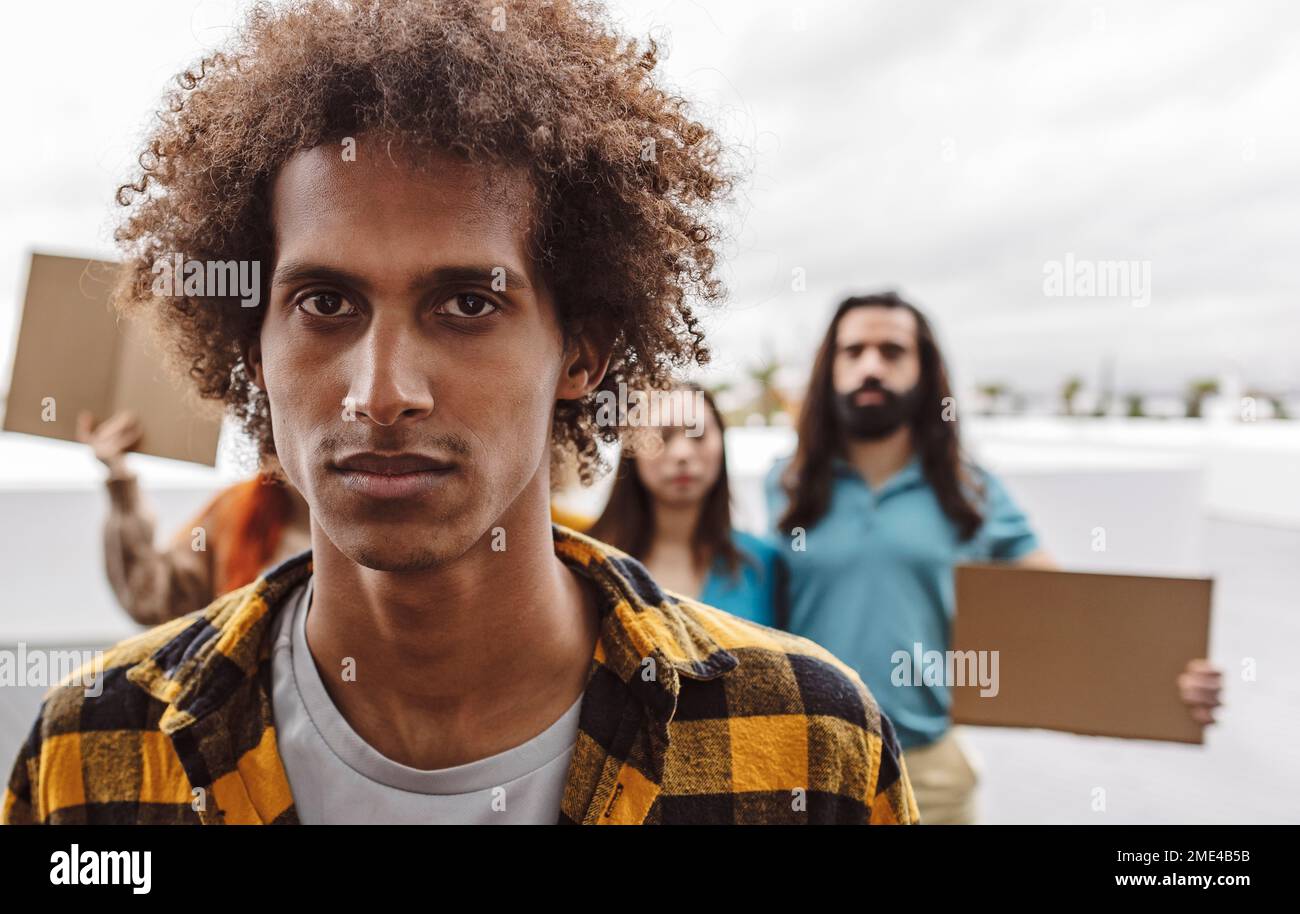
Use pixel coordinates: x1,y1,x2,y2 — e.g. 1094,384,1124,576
102,475,210,624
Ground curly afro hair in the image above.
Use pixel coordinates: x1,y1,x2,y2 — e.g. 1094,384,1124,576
112,0,733,485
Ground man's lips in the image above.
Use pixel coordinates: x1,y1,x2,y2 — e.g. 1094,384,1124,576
332,452,456,475
854,390,888,406
331,452,459,499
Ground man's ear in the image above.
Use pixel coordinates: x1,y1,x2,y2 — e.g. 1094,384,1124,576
245,340,267,391
555,327,612,401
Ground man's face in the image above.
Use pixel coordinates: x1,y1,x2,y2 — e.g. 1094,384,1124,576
250,139,575,571
831,305,923,439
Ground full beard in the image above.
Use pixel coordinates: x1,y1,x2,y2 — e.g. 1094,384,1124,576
833,381,924,440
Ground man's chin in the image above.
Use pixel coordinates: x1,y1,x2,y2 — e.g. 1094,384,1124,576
847,422,905,441
323,523,474,573
348,547,443,573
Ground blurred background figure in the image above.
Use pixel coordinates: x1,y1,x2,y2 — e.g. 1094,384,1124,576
76,409,311,625
588,383,785,626
765,292,1222,824
549,503,595,533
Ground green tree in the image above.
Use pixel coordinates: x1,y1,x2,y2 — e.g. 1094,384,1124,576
1061,376,1085,416
1184,378,1219,419
976,382,1009,417
746,348,784,425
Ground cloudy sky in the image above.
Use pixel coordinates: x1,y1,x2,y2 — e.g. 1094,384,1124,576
1,0,1296,407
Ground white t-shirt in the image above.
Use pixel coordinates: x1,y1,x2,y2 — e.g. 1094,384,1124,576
269,575,583,824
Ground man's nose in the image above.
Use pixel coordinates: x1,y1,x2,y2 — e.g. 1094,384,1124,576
859,347,888,377
345,320,435,427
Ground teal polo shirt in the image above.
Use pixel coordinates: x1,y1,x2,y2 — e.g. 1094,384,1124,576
762,454,1038,750
698,530,783,628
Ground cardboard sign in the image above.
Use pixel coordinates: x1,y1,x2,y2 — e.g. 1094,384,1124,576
2,253,222,465
950,564,1212,744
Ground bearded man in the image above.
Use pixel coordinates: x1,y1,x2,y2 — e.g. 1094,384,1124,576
765,291,1222,823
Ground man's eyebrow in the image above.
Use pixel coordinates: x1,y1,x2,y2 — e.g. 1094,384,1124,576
271,260,534,294
271,261,367,291
408,264,533,293
839,336,913,350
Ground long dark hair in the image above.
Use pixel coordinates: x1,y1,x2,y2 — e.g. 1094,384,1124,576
776,292,984,539
587,383,745,577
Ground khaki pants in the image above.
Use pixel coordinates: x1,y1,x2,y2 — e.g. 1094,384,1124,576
903,729,980,824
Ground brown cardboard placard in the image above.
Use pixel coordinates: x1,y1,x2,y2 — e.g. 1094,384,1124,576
950,564,1212,744
2,252,222,465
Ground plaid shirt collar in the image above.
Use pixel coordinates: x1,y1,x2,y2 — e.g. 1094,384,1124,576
122,524,741,823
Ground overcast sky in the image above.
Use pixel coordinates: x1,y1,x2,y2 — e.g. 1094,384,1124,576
1,0,1296,405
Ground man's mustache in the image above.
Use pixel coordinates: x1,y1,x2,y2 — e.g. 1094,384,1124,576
848,379,899,402
319,431,474,460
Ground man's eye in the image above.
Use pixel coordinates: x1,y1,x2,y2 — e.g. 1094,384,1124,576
297,292,352,318
440,293,497,318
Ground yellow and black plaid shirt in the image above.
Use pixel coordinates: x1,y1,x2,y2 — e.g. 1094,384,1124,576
4,525,918,824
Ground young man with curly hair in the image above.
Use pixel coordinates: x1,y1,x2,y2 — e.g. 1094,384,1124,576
3,0,917,825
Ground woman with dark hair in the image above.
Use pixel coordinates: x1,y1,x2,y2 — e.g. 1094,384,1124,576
588,384,785,627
